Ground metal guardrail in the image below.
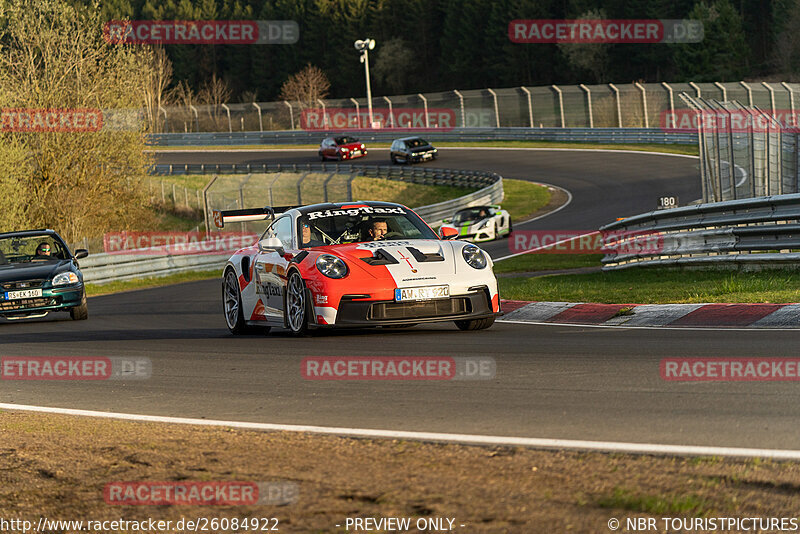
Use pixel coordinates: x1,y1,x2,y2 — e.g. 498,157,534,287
600,193,800,270
149,127,697,147
83,167,503,284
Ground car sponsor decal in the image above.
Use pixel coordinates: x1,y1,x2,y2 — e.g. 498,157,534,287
305,206,406,220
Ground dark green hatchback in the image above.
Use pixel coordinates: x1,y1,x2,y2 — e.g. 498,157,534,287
0,229,89,321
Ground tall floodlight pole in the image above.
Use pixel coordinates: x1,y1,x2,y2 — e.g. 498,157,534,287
354,39,376,127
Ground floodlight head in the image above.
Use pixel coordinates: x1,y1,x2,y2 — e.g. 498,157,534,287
354,40,365,50
368,39,375,50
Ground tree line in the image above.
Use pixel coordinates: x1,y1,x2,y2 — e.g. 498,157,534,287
84,0,800,102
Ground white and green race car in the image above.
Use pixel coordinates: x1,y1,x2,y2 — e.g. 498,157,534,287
438,205,512,243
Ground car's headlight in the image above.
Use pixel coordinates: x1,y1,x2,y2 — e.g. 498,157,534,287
316,254,348,279
461,245,487,269
341,147,349,152
53,271,79,286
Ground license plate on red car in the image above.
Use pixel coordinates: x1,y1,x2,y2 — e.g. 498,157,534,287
395,285,449,302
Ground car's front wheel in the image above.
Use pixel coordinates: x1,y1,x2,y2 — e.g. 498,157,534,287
223,269,269,335
454,317,495,331
286,270,310,335
70,295,88,320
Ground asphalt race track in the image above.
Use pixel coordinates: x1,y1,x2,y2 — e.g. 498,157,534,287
5,148,798,451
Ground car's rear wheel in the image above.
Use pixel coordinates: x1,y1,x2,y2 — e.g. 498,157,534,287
70,295,88,320
286,270,310,335
454,317,495,331
391,154,397,164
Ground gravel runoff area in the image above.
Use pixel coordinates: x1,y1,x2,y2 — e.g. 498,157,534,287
2,411,800,533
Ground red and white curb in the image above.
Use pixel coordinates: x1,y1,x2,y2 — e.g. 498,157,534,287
499,300,800,328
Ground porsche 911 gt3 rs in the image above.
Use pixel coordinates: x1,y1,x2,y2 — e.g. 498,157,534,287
214,201,500,335
439,205,512,242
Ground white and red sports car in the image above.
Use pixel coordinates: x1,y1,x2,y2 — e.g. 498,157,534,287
439,205,512,243
214,201,500,335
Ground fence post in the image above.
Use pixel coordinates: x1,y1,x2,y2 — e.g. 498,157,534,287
221,103,232,133
159,106,168,133
296,172,309,204
317,99,329,128
552,85,565,127
283,101,295,130
487,88,500,127
689,82,702,98
579,84,593,128
740,81,753,106
189,104,199,131
520,86,533,127
184,186,189,208
609,83,622,127
347,174,356,201
762,82,777,116
349,98,361,128
417,93,429,128
714,82,727,101
635,82,648,128
662,82,675,128
172,183,177,206
268,172,283,207
253,102,263,131
382,96,395,128
202,175,219,234
781,82,795,117
323,172,336,202
453,90,465,128
161,180,165,203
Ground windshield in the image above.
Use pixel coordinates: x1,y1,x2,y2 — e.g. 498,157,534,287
334,136,358,145
452,208,490,225
298,206,437,247
404,138,428,148
0,235,68,265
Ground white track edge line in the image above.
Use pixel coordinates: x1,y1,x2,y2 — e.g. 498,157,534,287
497,318,800,332
1,403,798,459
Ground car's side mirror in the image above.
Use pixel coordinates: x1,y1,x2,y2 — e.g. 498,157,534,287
258,237,285,255
74,249,89,259
442,218,451,224
440,227,459,240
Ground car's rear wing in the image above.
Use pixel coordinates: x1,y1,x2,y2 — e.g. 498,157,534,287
212,206,298,228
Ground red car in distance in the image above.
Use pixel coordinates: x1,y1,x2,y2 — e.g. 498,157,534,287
318,136,367,161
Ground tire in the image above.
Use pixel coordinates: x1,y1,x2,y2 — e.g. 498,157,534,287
454,316,495,331
69,295,88,320
286,270,310,336
223,269,269,335
494,221,500,241
391,155,397,164
319,152,325,161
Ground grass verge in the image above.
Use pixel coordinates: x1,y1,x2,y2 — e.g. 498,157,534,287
498,267,800,304
494,253,603,274
2,411,799,533
151,141,698,156
85,269,219,297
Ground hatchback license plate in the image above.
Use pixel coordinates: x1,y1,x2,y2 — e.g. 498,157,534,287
395,285,449,302
4,289,42,300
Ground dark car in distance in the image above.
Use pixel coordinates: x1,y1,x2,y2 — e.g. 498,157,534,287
390,137,438,164
0,229,89,321
318,136,367,161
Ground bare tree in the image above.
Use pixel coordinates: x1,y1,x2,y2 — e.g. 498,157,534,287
142,46,173,133
278,64,331,108
198,74,233,130
0,0,155,241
